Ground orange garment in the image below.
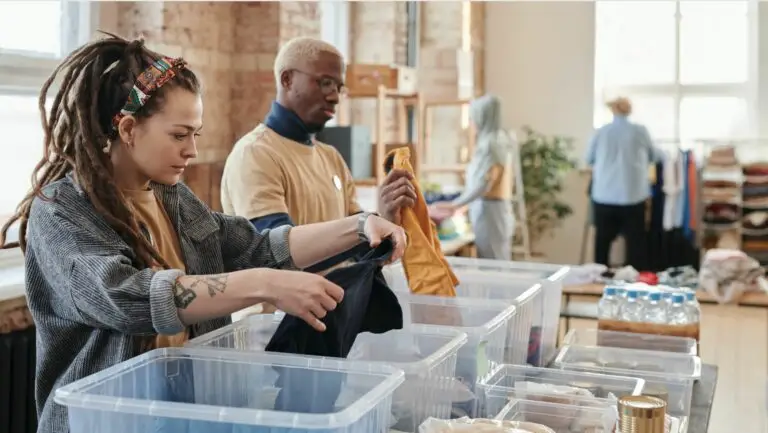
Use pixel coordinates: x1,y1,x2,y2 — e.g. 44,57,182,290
385,147,458,296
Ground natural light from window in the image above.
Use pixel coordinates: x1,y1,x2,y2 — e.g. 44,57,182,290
593,0,753,143
0,1,62,56
0,95,44,217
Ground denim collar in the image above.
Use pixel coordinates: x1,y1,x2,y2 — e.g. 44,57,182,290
264,101,313,146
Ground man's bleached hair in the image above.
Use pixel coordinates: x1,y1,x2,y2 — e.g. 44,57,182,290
273,37,344,88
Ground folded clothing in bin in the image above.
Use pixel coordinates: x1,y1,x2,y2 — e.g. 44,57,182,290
266,239,404,414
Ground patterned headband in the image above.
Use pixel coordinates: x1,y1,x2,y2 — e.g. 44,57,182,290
111,56,187,132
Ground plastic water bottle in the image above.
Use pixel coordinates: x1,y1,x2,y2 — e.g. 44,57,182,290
615,287,627,311
598,287,619,319
684,290,701,324
644,292,667,324
667,293,689,325
661,291,674,308
620,290,643,322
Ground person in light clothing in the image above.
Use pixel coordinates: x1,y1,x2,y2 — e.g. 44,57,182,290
586,97,665,269
429,94,515,260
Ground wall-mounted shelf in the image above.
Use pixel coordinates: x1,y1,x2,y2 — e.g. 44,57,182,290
420,98,474,183
337,85,423,184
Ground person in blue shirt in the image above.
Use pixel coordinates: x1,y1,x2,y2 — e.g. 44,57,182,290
586,97,665,269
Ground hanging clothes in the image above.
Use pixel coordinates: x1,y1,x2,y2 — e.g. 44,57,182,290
647,149,701,272
662,149,682,231
384,147,458,296
266,238,403,414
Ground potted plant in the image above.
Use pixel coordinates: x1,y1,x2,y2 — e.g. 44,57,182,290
518,126,578,248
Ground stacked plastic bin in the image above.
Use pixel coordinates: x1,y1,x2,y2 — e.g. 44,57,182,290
395,292,517,417
553,330,702,433
185,313,468,433
562,328,698,355
489,397,620,431
477,364,646,418
384,257,570,366
55,348,405,433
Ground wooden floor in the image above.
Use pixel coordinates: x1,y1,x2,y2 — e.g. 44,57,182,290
561,298,767,433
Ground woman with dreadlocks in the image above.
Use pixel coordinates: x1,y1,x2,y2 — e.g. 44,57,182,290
0,34,406,432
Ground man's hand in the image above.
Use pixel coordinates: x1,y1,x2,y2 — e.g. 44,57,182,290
378,169,417,224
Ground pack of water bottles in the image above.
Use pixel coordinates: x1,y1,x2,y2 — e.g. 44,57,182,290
597,283,702,325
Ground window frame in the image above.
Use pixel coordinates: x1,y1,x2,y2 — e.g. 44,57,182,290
0,1,97,94
0,1,97,254
319,0,350,129
593,0,758,142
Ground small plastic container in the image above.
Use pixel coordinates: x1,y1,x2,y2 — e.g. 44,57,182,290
187,314,468,432
489,397,619,432
384,264,540,367
384,258,569,366
396,293,516,416
444,257,570,367
563,328,698,355
54,348,404,433
553,345,700,432
477,364,646,418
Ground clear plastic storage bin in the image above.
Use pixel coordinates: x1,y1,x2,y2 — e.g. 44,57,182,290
396,293,516,416
489,397,619,432
384,264,540,367
186,314,468,433
477,364,646,418
384,258,569,366
553,345,700,432
54,348,404,433
447,257,570,366
563,328,698,355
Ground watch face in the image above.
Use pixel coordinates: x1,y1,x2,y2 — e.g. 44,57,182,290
333,175,342,191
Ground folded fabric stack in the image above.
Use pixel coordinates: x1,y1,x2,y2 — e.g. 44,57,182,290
742,162,768,264
701,145,742,251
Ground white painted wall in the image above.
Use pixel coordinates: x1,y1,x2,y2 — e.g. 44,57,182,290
485,1,595,265
758,4,768,138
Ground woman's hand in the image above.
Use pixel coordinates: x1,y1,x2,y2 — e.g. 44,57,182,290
261,269,345,332
428,202,457,223
363,214,407,264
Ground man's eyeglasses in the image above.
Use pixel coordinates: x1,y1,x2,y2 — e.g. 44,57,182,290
292,69,347,96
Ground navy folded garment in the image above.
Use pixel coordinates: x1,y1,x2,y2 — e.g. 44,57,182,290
266,238,404,414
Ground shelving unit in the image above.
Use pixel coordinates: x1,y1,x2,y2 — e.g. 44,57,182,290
336,84,423,185
420,99,474,181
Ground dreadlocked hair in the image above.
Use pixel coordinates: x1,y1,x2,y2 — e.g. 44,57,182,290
0,31,201,270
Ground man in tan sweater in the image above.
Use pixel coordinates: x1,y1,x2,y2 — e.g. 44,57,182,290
222,37,416,273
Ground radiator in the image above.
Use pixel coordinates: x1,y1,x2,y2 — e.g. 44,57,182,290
0,326,37,433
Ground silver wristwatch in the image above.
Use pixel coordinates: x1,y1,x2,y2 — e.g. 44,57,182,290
357,211,377,242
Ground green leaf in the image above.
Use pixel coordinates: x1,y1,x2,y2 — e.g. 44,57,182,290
518,125,577,243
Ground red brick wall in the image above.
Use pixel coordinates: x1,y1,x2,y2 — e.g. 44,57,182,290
114,1,321,209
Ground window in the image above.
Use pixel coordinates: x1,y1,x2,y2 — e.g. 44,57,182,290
319,1,349,129
594,0,755,143
0,1,95,224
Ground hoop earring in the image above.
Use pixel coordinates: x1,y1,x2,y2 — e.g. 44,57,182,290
103,140,112,154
